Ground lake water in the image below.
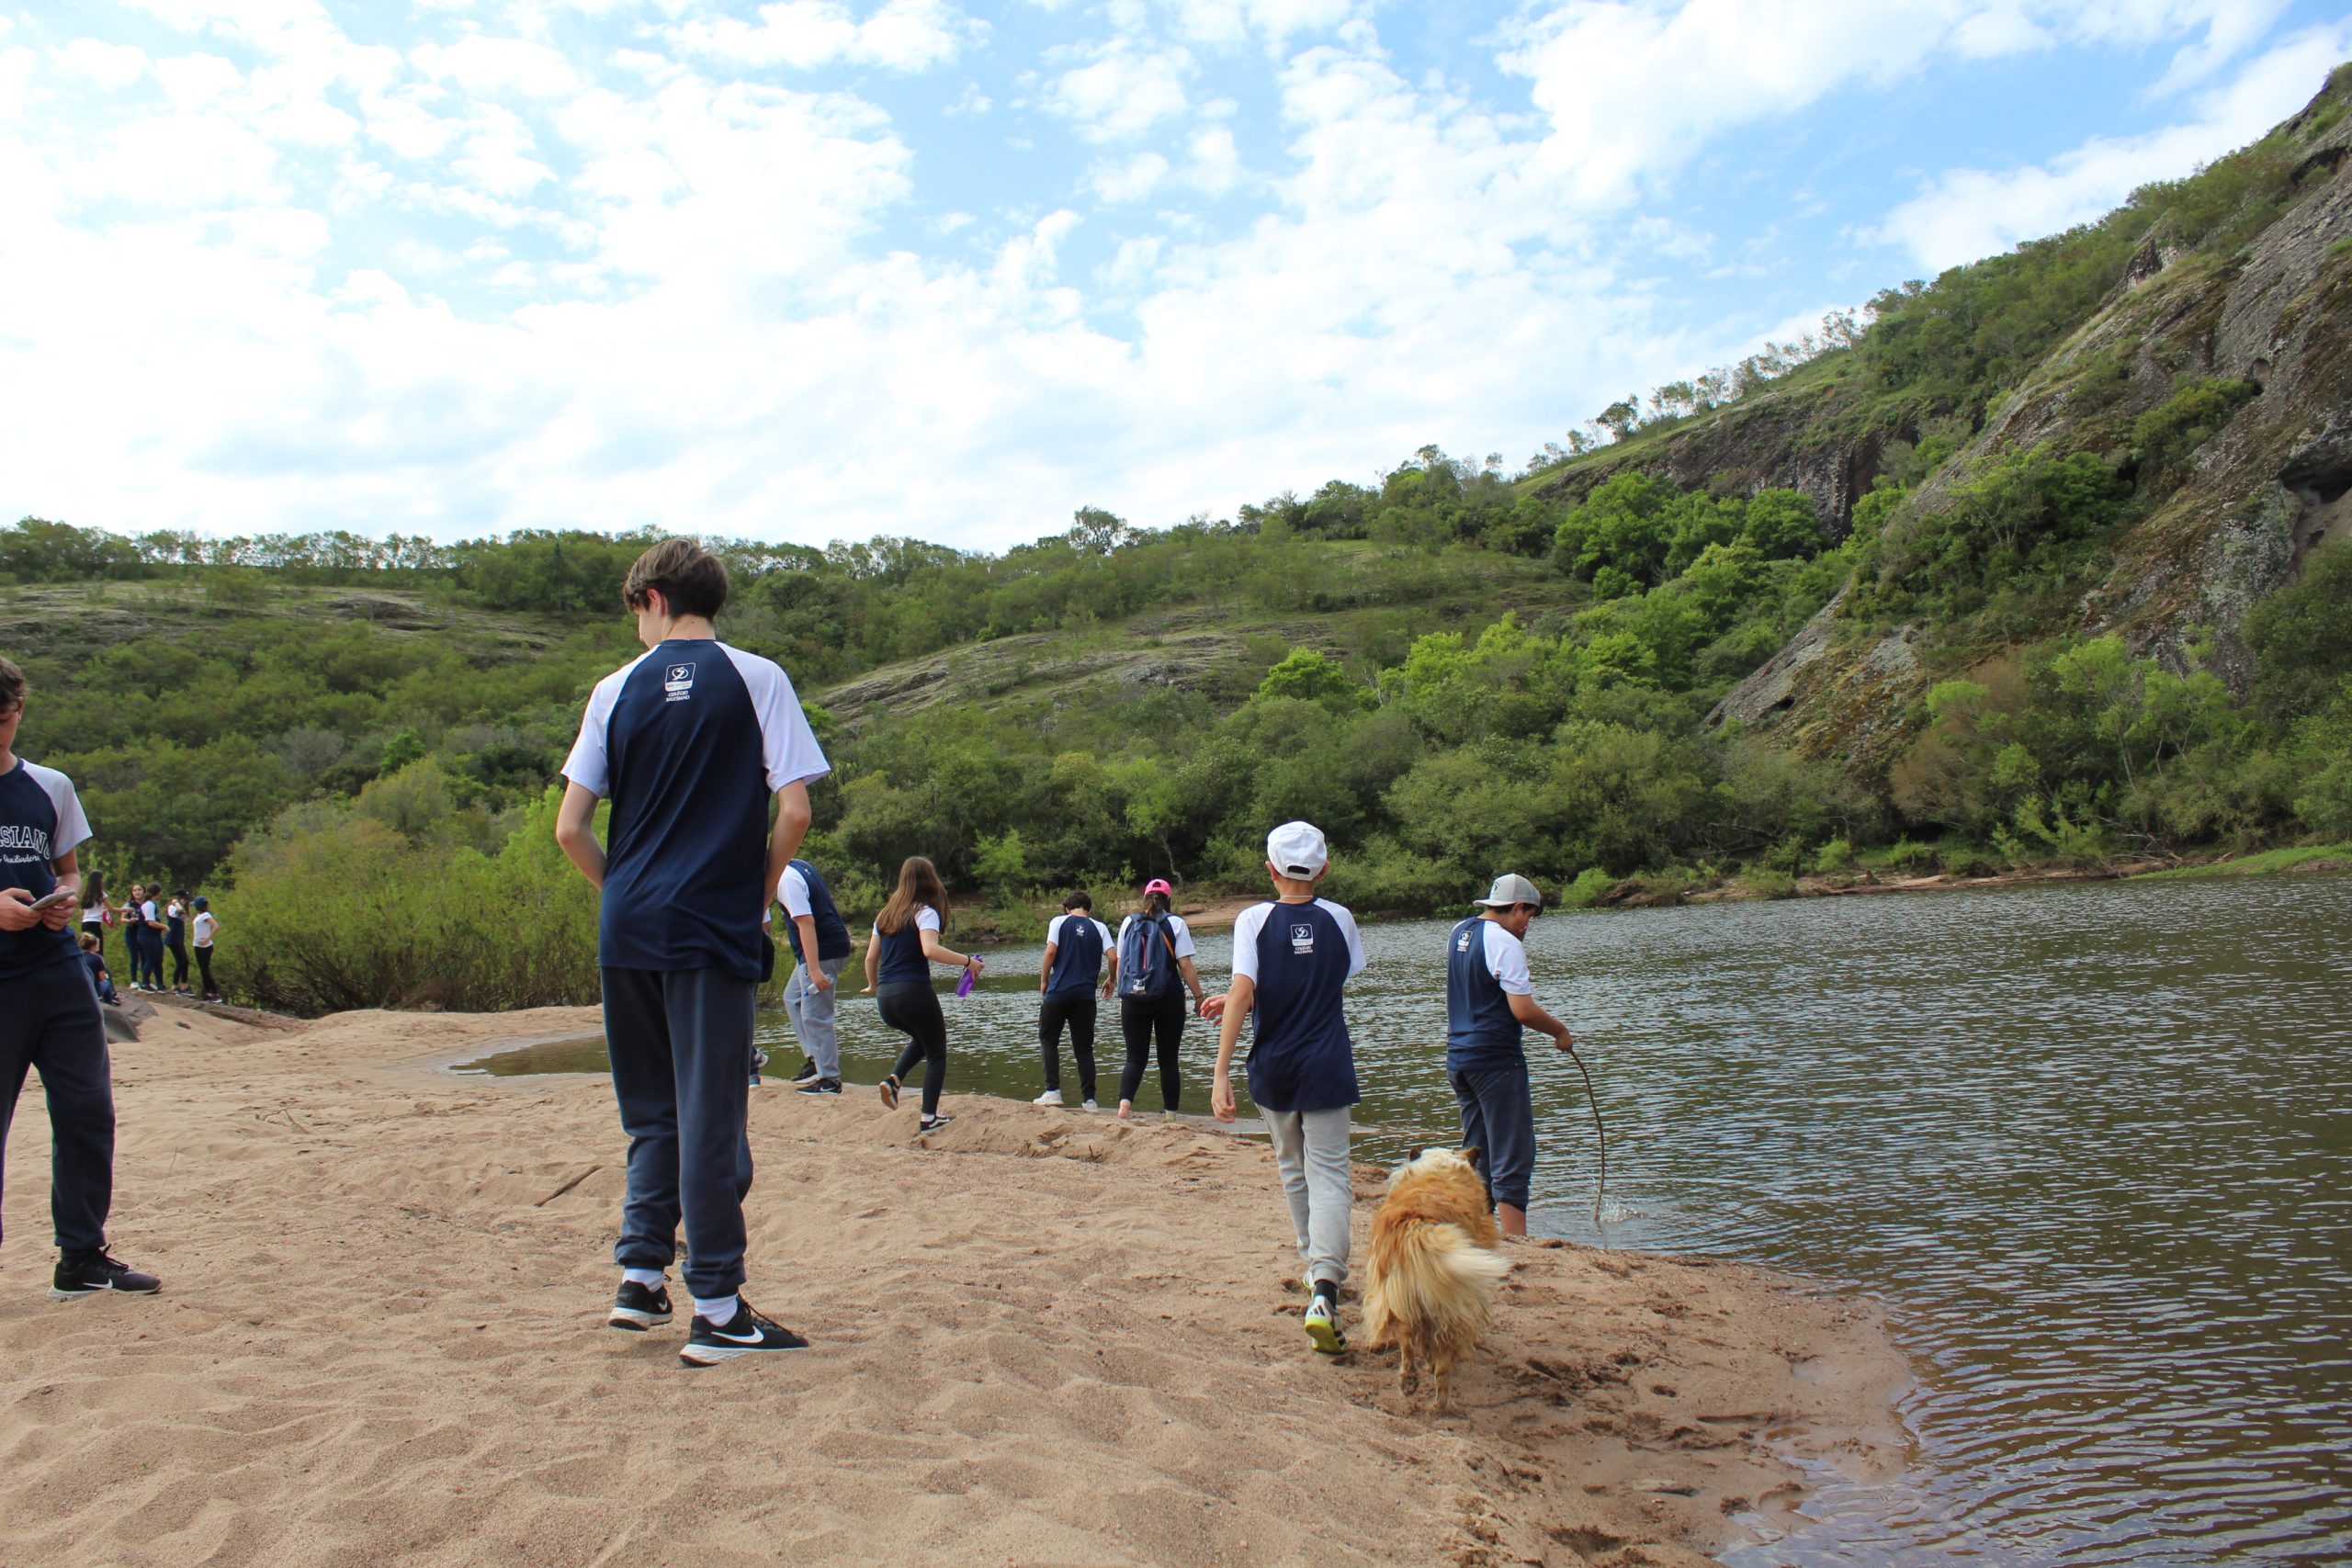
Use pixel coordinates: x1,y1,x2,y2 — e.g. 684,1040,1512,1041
458,873,2352,1566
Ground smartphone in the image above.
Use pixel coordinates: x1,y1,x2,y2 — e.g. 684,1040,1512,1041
27,888,77,912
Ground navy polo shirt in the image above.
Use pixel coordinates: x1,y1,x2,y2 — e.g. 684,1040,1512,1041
562,639,830,981
1045,913,1113,999
1232,897,1367,1113
0,758,92,983
1444,915,1535,1074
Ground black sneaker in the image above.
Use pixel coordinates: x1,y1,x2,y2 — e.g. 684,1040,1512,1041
796,1077,842,1097
787,1058,820,1085
608,1280,673,1331
918,1113,954,1134
51,1250,162,1299
679,1298,809,1365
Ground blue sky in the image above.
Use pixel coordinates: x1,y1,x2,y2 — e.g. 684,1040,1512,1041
5,0,2348,549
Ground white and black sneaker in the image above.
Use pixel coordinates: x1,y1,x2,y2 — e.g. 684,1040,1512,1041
787,1058,820,1085
679,1298,809,1365
918,1113,953,1134
51,1250,162,1299
795,1077,842,1097
608,1280,673,1331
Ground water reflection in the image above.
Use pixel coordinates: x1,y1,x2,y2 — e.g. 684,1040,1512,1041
458,873,2352,1566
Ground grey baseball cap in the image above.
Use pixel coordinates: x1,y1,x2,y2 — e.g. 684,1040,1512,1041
1474,874,1544,908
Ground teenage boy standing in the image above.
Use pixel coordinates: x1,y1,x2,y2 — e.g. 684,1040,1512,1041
556,540,830,1367
1208,820,1366,1354
1445,874,1576,1237
0,656,162,1299
1034,891,1115,1109
776,856,852,1097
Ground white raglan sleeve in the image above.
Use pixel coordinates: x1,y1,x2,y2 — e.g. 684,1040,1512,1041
1327,901,1368,979
29,764,91,857
1229,905,1271,984
1485,921,1532,996
778,865,813,919
724,645,831,793
560,669,628,796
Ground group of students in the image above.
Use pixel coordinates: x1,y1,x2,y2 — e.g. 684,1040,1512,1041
72,874,221,1004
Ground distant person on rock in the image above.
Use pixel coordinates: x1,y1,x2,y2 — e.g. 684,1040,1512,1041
1208,821,1367,1354
164,889,191,994
190,896,220,1003
138,886,164,992
79,870,110,958
557,537,831,1366
78,932,117,1006
1034,891,1114,1110
861,854,979,1134
1444,874,1576,1238
1113,878,1208,1120
775,856,852,1098
0,654,162,1300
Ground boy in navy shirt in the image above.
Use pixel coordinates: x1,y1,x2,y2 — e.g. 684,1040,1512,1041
1445,874,1576,1236
1034,891,1115,1108
556,540,830,1366
776,856,853,1096
0,656,161,1300
1209,820,1366,1353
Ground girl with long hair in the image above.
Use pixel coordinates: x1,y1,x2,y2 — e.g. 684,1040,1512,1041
861,856,981,1133
1114,877,1208,1121
79,869,108,958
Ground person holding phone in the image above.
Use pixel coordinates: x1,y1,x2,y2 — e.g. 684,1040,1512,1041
0,655,162,1299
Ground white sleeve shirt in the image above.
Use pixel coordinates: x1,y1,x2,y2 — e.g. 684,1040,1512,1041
778,864,813,919
1229,899,1366,985
560,643,830,799
1481,920,1533,996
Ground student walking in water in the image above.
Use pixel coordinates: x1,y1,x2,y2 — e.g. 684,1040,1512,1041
775,857,852,1097
1209,821,1367,1354
1444,874,1576,1237
190,896,220,1004
1114,878,1208,1120
1034,891,1114,1109
556,537,831,1365
862,855,978,1134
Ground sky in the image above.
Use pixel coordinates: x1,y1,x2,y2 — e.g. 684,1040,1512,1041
4,1,2348,552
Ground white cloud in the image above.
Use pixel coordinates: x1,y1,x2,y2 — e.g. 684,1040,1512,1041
53,39,151,89
413,35,582,98
1045,39,1189,141
1183,124,1238,193
1089,150,1169,202
1871,24,2352,270
669,0,980,73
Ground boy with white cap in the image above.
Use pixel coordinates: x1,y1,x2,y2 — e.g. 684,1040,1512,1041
1208,820,1367,1353
1445,874,1576,1236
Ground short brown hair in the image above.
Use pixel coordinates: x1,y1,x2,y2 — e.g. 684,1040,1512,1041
622,538,729,620
0,656,24,715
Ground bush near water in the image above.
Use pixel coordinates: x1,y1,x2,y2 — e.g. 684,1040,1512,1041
10,65,2352,1015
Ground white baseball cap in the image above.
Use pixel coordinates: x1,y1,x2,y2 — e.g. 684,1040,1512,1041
1265,820,1329,879
1474,873,1544,908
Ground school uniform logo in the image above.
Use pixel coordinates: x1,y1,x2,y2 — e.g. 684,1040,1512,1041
1455,929,1473,953
663,663,697,703
1289,921,1317,953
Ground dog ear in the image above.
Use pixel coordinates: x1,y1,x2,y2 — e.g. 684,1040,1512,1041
1405,1144,1425,1163
1462,1145,1486,1173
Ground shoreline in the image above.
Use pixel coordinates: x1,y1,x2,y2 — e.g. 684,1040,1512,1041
5,1003,1910,1567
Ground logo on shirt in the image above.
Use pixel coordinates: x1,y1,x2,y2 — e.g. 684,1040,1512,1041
1455,930,1473,953
663,662,697,703
0,825,51,865
1289,922,1316,953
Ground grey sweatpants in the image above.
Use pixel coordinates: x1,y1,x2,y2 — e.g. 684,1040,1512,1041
1264,1105,1353,1287
783,957,846,1079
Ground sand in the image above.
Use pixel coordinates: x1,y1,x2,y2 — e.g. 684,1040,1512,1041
2,1001,1907,1567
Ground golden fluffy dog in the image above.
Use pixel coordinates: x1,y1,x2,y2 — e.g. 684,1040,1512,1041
1361,1145,1510,1413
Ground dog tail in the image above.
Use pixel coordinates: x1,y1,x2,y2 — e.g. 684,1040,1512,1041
1363,1220,1510,1348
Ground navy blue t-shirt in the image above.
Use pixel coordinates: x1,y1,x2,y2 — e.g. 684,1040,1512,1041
1232,897,1367,1114
1045,913,1111,999
777,859,853,964
0,759,92,983
562,640,830,982
1445,916,1533,1074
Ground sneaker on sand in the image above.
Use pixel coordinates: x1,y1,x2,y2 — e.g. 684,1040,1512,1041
679,1299,808,1366
1032,1089,1064,1107
1082,1099,1099,1111
608,1280,673,1331
877,1074,900,1111
919,1114,954,1134
788,1058,820,1084
51,1250,162,1299
1304,1287,1345,1355
796,1077,842,1097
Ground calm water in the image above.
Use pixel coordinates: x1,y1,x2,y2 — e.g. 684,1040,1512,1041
459,874,2352,1566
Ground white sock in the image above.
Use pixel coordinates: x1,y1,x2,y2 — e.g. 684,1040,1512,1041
693,1293,740,1326
622,1269,665,1289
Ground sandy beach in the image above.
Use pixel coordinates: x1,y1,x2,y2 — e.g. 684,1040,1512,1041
2,1002,1906,1567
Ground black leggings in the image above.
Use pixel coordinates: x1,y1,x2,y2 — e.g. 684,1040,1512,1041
196,946,216,997
167,940,188,987
1038,995,1098,1100
1119,994,1187,1111
878,982,948,1117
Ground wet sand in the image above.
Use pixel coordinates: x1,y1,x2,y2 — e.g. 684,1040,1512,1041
2,1003,1906,1566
